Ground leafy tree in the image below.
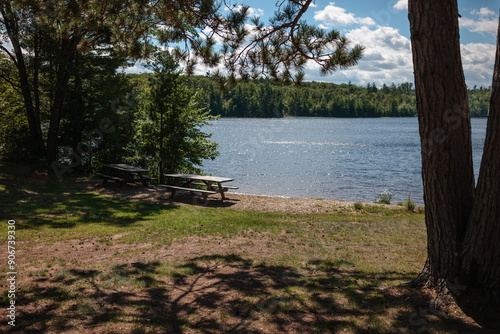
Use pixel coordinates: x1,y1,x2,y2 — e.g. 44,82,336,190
137,51,219,182
1,0,363,172
0,0,157,168
0,54,29,160
409,0,500,325
57,55,137,174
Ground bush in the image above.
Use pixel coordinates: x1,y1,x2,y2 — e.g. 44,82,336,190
354,202,364,210
403,192,416,212
377,190,392,204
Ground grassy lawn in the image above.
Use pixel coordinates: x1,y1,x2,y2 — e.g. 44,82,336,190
0,162,485,333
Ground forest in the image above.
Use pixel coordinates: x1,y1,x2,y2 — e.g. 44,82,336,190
184,75,491,118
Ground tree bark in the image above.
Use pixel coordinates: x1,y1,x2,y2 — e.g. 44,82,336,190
46,37,80,167
409,0,500,326
409,0,475,286
460,14,500,302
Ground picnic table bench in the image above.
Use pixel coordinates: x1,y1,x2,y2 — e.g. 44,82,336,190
160,173,238,200
96,164,153,186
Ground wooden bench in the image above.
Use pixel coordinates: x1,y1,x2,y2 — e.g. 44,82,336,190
185,182,239,190
219,185,239,190
95,173,126,185
163,173,236,201
157,184,218,197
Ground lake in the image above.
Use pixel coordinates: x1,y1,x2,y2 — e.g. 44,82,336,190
202,117,487,205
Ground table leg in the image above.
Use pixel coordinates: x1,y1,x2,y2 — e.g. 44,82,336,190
137,172,148,186
217,182,226,200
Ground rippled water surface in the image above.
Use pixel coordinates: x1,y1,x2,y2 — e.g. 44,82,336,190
202,118,487,204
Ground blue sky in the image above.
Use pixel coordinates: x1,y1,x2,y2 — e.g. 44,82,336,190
129,0,499,87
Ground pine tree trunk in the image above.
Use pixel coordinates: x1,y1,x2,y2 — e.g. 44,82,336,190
409,0,500,326
46,37,79,169
408,0,475,286
460,14,500,306
46,71,70,166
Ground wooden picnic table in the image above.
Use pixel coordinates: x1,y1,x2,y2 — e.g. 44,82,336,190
96,164,154,186
161,173,238,200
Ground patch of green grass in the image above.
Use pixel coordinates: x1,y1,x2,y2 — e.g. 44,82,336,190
28,269,49,277
32,286,74,302
54,270,72,281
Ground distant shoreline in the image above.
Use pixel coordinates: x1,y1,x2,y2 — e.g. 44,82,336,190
215,115,487,119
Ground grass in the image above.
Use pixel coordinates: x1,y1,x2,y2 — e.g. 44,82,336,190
0,162,485,333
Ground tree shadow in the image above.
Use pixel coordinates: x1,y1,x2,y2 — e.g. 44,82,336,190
162,190,240,209
0,171,178,230
10,255,489,333
87,178,240,209
457,291,500,330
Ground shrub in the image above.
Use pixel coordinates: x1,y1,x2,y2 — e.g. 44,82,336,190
354,202,364,210
404,192,416,212
377,190,392,204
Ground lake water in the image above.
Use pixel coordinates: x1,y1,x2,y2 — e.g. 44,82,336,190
202,118,487,205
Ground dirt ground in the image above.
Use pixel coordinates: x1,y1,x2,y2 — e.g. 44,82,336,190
83,180,401,215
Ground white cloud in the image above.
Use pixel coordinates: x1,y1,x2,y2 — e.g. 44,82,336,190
304,26,413,86
123,63,151,74
393,0,408,11
314,2,375,27
348,26,410,51
460,7,497,35
304,4,496,88
227,5,264,18
461,43,496,87
471,7,495,17
304,29,496,88
344,26,412,83
247,7,264,18
127,3,496,89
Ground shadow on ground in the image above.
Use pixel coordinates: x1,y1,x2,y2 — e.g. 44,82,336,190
90,179,241,209
7,254,488,333
0,169,180,229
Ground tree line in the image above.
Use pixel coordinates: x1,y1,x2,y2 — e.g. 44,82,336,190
185,76,490,118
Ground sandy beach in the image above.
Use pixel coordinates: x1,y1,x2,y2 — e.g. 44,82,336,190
85,180,403,214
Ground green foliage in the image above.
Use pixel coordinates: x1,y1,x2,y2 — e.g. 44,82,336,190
403,193,416,212
183,77,419,118
468,86,490,117
0,0,364,167
0,0,490,171
0,65,32,160
376,190,392,205
185,77,490,118
135,51,219,180
56,55,137,173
